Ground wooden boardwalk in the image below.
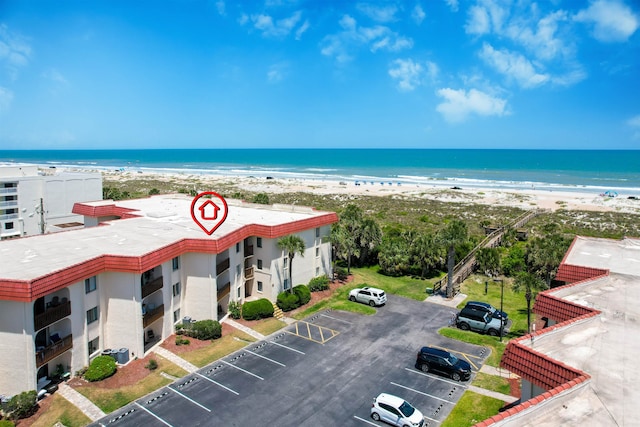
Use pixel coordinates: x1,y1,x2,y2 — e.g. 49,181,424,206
432,210,540,297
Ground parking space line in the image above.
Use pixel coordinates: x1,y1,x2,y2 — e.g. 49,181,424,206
404,368,469,388
245,349,286,367
435,346,483,370
195,373,240,395
134,402,173,426
285,320,340,344
270,340,305,354
353,415,378,425
221,360,264,380
320,313,353,324
167,386,211,412
390,382,455,404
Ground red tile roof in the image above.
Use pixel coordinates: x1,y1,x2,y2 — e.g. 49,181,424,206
533,291,599,323
554,263,608,284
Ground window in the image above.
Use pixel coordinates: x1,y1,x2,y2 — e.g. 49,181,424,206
236,287,241,298
236,264,241,278
316,267,320,276
236,242,240,253
173,282,181,297
88,337,99,357
86,307,99,325
172,256,180,271
5,222,14,230
257,259,263,270
257,237,262,248
316,227,320,237
283,257,288,268
284,278,289,290
173,309,181,323
315,247,319,257
257,281,263,292
85,276,97,293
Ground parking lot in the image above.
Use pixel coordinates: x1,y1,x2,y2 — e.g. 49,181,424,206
90,295,488,426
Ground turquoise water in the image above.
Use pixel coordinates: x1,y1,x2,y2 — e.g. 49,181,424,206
1,149,639,194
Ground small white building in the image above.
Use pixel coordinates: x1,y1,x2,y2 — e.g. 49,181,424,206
0,164,103,239
0,194,338,398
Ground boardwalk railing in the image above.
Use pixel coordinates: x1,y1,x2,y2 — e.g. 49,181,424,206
432,210,539,296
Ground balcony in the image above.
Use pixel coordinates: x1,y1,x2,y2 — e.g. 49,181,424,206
244,267,254,279
34,300,71,331
141,276,163,299
217,282,231,300
143,304,164,328
244,245,254,257
0,187,18,195
0,213,18,221
0,200,18,208
216,258,230,275
36,334,72,368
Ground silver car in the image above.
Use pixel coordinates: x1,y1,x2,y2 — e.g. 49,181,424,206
371,393,424,427
349,286,387,306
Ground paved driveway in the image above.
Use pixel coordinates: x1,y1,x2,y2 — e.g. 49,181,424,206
90,295,488,426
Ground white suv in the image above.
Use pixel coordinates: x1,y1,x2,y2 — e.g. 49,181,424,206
371,393,424,427
349,287,387,306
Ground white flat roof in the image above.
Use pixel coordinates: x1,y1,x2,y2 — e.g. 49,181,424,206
0,195,333,282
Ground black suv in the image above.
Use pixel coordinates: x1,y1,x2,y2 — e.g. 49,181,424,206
415,346,471,381
464,301,508,321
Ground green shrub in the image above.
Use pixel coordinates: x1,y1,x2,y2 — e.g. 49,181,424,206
84,355,117,382
175,336,190,346
293,285,311,305
183,320,222,340
145,359,158,370
242,298,275,320
0,420,15,427
334,266,348,281
308,275,330,292
6,390,37,420
252,193,270,204
277,291,300,312
228,301,242,319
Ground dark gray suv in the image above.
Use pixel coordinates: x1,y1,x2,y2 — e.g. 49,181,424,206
456,307,509,336
415,346,471,381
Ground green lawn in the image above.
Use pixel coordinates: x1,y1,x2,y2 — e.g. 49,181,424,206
441,391,505,427
351,266,441,301
31,393,91,427
180,329,256,368
472,372,511,395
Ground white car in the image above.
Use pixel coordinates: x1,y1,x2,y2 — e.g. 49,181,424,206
348,286,387,306
371,393,424,427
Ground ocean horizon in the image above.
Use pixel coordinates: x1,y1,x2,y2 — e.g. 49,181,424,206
1,149,639,196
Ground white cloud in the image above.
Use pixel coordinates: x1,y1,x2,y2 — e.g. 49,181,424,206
436,87,507,123
0,24,31,81
238,14,249,26
479,43,549,88
295,19,310,40
356,3,398,23
215,1,225,16
267,62,289,83
507,10,570,62
0,86,13,113
465,0,509,35
43,68,68,85
445,0,459,13
251,11,303,38
389,59,423,91
412,4,426,25
628,114,640,140
321,15,413,63
575,0,639,42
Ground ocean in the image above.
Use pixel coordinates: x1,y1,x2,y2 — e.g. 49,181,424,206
1,149,639,196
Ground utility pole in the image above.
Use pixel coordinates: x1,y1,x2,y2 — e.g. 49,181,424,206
39,197,45,234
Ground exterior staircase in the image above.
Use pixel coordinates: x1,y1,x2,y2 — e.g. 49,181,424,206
272,302,284,320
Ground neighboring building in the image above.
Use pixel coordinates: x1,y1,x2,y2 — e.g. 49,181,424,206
477,236,640,427
0,194,337,398
0,164,102,239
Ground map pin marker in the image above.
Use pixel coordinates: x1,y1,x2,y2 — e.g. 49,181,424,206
190,191,229,236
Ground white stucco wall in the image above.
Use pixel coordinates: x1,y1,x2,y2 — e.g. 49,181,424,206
182,253,217,322
0,300,34,397
101,272,142,358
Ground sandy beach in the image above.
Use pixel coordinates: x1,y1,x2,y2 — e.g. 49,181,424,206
100,169,640,215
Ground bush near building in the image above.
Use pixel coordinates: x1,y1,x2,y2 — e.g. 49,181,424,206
293,285,311,305
177,320,222,340
242,299,274,320
277,292,299,312
84,355,117,382
4,390,37,420
228,301,242,319
308,275,330,292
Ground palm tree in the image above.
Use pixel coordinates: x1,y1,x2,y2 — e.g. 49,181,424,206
439,220,468,298
277,234,305,293
513,271,548,334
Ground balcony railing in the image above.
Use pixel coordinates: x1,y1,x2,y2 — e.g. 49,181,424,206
0,188,18,195
0,200,18,208
36,334,73,368
244,245,254,257
141,276,163,299
0,213,18,220
216,258,230,275
34,301,71,331
244,267,254,279
217,282,231,300
143,304,164,328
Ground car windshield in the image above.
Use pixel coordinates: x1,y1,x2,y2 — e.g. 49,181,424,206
399,401,415,417
447,354,459,365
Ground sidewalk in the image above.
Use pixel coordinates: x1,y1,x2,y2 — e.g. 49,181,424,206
468,385,519,404
57,383,106,422
154,346,199,374
223,318,266,340
480,364,516,379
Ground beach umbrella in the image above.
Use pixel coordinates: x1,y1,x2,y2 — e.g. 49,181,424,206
604,190,618,197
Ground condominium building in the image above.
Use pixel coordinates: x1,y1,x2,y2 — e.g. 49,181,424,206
0,164,102,239
0,194,338,398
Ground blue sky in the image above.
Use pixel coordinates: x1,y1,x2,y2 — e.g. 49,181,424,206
0,0,639,149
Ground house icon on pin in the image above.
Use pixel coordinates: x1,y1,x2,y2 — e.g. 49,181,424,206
198,200,220,220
